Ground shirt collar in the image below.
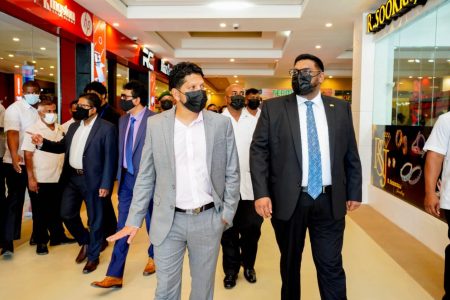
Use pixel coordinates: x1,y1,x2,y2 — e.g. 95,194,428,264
130,107,146,122
19,98,34,109
81,115,97,128
296,92,323,107
222,107,249,119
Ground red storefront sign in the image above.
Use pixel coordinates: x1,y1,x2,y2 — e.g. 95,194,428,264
93,16,107,84
4,0,93,42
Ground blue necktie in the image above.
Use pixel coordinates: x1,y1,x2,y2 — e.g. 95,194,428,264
305,101,322,199
126,117,136,175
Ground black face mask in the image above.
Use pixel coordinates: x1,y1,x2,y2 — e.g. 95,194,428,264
72,107,90,121
182,90,207,113
247,98,260,110
292,74,317,96
160,100,173,111
120,99,135,112
230,95,245,110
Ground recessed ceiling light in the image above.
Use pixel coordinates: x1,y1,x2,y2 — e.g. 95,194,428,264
14,65,19,68
448,59,450,62
325,23,333,27
50,66,54,69
408,76,413,78
220,23,227,28
418,76,423,79
415,59,420,63
32,60,36,64
0,57,3,60
113,23,119,27
34,70,38,72
8,54,14,57
233,75,238,78
407,59,414,63
40,47,46,51
283,31,291,37
315,45,321,49
230,58,235,62
40,67,44,70
12,37,20,42
235,80,239,83
428,59,434,63
328,75,333,79
117,74,122,77
49,73,54,76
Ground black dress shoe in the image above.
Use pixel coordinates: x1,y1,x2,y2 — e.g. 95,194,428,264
223,274,237,289
49,236,77,246
1,241,14,257
29,235,36,246
83,259,99,274
36,244,49,255
75,245,88,264
244,268,257,283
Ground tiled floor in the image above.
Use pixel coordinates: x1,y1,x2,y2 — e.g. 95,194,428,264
0,204,444,300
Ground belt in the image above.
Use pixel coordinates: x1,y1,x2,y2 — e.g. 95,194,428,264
175,202,215,215
71,168,84,176
301,185,332,194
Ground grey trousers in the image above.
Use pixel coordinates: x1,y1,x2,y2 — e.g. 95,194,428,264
154,208,224,300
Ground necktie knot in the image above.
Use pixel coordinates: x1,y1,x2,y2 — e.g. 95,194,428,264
130,117,136,124
305,101,313,108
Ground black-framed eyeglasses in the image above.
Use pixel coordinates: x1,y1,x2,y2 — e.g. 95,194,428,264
77,104,93,109
289,68,322,78
120,94,135,101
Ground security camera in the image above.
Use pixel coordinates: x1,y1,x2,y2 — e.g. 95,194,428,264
232,23,240,30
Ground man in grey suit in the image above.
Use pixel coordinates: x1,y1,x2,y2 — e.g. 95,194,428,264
108,62,240,300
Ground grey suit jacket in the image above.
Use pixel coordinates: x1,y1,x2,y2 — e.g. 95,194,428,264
126,108,240,246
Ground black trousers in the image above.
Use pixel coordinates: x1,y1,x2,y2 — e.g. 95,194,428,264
443,210,450,300
61,174,104,261
271,192,346,300
1,163,29,241
0,159,6,242
102,192,117,238
28,183,66,244
221,199,263,275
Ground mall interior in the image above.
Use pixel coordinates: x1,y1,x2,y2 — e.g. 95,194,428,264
0,0,449,299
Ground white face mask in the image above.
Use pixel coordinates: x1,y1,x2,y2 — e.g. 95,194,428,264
23,94,40,105
43,113,57,125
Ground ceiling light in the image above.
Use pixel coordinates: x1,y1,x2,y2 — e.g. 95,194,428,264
283,30,291,37
12,37,20,42
235,80,239,83
315,45,322,49
229,58,235,62
50,66,54,69
407,59,414,63
8,54,14,57
328,76,333,79
34,70,38,72
40,67,44,70
0,57,3,60
49,73,54,76
113,23,119,27
428,59,434,63
209,1,253,10
408,76,413,78
220,23,227,28
40,47,46,51
117,74,122,77
399,82,403,85
448,59,450,62
325,23,333,27
32,60,36,64
14,65,19,68
415,59,420,63
233,75,238,78
418,76,423,79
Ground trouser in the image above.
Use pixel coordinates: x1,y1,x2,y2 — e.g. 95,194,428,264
1,163,29,242
61,173,104,261
271,191,346,300
154,208,224,300
443,210,450,300
106,171,154,278
28,183,66,244
0,159,6,243
103,192,117,238
221,199,263,275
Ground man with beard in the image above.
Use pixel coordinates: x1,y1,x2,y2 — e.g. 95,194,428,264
250,53,362,300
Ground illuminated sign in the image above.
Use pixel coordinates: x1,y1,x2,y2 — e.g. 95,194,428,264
141,47,154,71
367,0,427,34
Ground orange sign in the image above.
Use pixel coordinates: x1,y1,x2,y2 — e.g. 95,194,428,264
14,74,23,99
93,16,106,84
149,71,157,111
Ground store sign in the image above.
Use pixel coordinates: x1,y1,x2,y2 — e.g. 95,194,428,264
42,0,76,24
159,60,173,76
141,47,154,71
93,16,106,84
367,0,428,34
149,71,157,111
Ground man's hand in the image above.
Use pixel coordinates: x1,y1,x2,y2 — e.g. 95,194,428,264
99,189,109,197
28,176,39,193
424,192,440,217
107,226,139,244
11,154,23,173
255,197,272,218
346,200,361,212
27,132,43,146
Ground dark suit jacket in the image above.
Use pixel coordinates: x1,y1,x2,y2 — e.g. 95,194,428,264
250,93,362,221
117,108,155,185
41,116,118,193
99,104,121,126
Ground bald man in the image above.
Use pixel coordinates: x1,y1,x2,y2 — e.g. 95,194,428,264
221,84,263,289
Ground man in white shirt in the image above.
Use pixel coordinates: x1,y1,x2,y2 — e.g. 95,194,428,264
424,111,450,299
61,99,78,133
221,84,262,288
108,62,240,300
245,88,262,118
22,99,75,255
1,81,40,257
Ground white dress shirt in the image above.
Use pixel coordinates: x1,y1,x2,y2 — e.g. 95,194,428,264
3,99,39,164
174,112,213,209
21,119,65,182
61,118,75,133
424,112,450,209
222,107,257,200
297,93,332,186
69,115,97,169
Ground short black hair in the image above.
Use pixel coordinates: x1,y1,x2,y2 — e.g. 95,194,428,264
70,99,78,107
23,80,41,91
79,92,102,111
169,62,204,90
245,88,260,96
84,81,107,96
207,104,217,109
123,80,148,106
294,54,324,72
37,98,56,108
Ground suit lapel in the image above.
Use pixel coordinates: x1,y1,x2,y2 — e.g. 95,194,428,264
84,117,101,153
133,110,148,154
322,96,336,171
203,111,215,176
162,109,176,176
120,114,129,157
284,94,303,170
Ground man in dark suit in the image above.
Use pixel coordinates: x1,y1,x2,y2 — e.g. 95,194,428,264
91,80,156,288
250,54,362,300
30,93,117,274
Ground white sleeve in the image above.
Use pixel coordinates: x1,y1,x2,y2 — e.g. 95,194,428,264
4,105,20,132
424,114,450,156
20,125,36,152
